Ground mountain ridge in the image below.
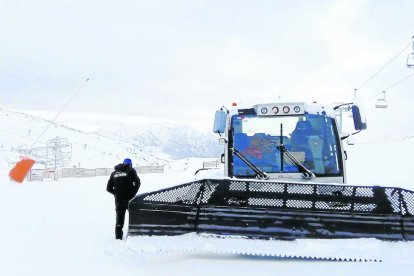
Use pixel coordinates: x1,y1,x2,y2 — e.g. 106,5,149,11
0,108,221,170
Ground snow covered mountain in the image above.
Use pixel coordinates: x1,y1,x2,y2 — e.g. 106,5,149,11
0,107,222,171
93,122,222,160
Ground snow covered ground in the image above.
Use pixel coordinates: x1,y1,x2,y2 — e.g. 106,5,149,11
346,138,414,190
1,140,414,276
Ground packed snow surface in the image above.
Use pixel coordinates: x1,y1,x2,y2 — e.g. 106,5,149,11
1,116,414,275
128,233,414,263
2,139,414,276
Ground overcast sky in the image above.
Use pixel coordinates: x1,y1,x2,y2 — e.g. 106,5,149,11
1,0,413,137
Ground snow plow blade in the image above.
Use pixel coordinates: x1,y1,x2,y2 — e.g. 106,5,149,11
128,179,414,260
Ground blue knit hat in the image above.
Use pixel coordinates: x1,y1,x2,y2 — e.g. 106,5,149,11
123,158,132,166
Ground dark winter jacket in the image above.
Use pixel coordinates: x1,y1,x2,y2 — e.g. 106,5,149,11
107,164,140,201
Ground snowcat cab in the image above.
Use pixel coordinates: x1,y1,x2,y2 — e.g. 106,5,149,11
214,102,347,184
127,102,414,261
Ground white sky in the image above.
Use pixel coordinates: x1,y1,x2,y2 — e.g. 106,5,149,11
1,0,414,136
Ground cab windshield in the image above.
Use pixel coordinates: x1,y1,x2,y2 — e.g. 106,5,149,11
231,112,342,177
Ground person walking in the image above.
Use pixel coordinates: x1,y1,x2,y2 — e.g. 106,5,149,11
107,158,140,240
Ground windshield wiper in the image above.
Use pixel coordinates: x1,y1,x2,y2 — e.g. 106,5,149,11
230,147,269,180
276,144,315,179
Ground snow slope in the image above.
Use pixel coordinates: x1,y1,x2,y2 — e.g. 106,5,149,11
93,122,222,160
1,138,414,276
2,106,414,275
0,107,221,171
0,107,163,168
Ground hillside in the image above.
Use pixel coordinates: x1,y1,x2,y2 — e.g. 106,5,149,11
0,108,221,171
93,122,222,160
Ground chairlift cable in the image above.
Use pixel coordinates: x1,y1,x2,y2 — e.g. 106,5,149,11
363,72,414,101
28,78,90,151
355,42,411,92
383,72,414,91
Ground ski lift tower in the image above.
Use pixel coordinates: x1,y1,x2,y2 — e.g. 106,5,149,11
44,137,72,170
16,136,72,181
18,137,73,169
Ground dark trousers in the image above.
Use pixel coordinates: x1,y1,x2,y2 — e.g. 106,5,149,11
115,199,129,239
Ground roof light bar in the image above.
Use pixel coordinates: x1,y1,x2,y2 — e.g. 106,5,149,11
254,103,305,116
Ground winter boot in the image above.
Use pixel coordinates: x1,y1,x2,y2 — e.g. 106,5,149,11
115,225,123,240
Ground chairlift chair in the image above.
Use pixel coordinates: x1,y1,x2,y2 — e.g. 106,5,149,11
407,52,414,68
375,91,388,109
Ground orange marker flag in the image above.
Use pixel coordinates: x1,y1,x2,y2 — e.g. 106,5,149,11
9,158,36,183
